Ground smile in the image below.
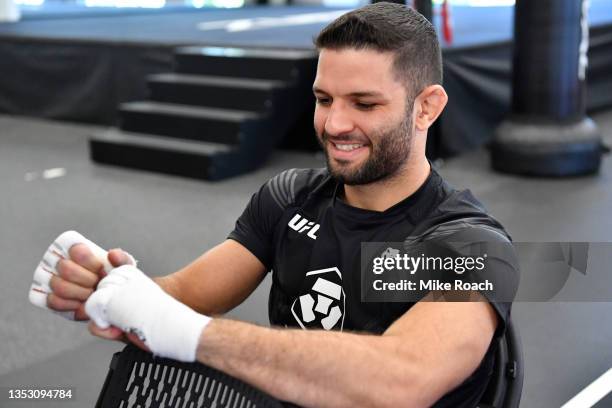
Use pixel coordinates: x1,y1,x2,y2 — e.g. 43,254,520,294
328,141,369,161
333,143,365,151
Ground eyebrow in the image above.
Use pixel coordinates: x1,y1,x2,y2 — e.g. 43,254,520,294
312,86,385,99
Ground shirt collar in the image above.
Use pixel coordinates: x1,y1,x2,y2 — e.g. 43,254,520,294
331,165,442,223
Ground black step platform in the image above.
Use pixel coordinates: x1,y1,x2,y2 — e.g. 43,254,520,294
90,129,264,181
175,46,318,81
93,45,317,180
147,73,291,112
119,101,267,145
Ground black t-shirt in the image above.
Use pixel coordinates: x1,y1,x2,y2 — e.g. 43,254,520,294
229,167,519,408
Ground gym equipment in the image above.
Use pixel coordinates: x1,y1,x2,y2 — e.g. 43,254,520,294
491,0,602,176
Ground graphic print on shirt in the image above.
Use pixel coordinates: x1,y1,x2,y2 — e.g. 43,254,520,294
287,213,320,240
290,267,345,331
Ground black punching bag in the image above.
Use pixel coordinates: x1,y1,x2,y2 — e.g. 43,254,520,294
371,0,431,20
414,0,433,23
491,0,602,176
372,0,406,5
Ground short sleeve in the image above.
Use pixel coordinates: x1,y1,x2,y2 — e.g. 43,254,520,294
228,169,299,270
433,226,520,338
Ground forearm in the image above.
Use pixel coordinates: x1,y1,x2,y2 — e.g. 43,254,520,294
153,275,181,303
153,271,248,316
89,262,493,408
152,240,266,316
153,274,230,315
196,319,427,408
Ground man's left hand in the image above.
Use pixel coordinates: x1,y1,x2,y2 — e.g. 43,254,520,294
85,265,211,362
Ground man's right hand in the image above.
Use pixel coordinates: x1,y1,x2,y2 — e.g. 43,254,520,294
48,243,151,346
36,234,268,344
47,245,134,321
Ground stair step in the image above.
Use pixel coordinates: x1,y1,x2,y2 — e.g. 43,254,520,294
147,73,291,111
174,46,317,81
177,46,317,60
148,73,288,90
121,101,260,121
119,101,267,144
93,128,234,154
90,129,261,181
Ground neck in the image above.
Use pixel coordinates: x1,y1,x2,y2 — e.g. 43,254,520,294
341,157,431,212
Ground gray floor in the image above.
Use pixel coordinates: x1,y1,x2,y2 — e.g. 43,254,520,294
0,112,611,407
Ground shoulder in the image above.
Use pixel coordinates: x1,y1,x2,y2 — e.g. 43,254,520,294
411,176,511,243
262,168,332,210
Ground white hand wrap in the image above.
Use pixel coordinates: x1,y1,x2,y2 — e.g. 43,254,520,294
85,265,211,362
29,230,136,320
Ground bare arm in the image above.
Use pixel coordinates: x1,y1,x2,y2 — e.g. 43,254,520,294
154,239,267,315
49,239,266,320
194,292,499,408
76,241,498,406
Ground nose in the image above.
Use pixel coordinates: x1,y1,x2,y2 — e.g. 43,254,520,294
323,102,355,136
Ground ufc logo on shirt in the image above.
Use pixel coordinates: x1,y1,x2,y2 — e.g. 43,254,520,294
288,214,320,240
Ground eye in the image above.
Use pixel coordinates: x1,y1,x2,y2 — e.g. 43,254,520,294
355,102,376,110
315,97,331,106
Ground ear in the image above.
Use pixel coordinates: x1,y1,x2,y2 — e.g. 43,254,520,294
414,85,448,132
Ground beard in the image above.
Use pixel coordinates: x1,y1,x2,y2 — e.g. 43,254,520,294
318,113,413,186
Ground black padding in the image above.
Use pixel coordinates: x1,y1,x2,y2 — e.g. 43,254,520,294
477,319,524,408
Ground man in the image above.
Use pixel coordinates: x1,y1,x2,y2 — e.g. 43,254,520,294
45,3,518,407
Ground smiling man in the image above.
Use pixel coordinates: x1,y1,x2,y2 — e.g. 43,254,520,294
44,3,519,407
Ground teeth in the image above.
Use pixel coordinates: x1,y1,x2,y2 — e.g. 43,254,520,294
334,143,363,152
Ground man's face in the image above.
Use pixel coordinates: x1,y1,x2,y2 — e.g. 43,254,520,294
313,48,414,185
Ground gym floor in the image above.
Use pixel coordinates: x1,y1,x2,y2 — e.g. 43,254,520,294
0,109,611,407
